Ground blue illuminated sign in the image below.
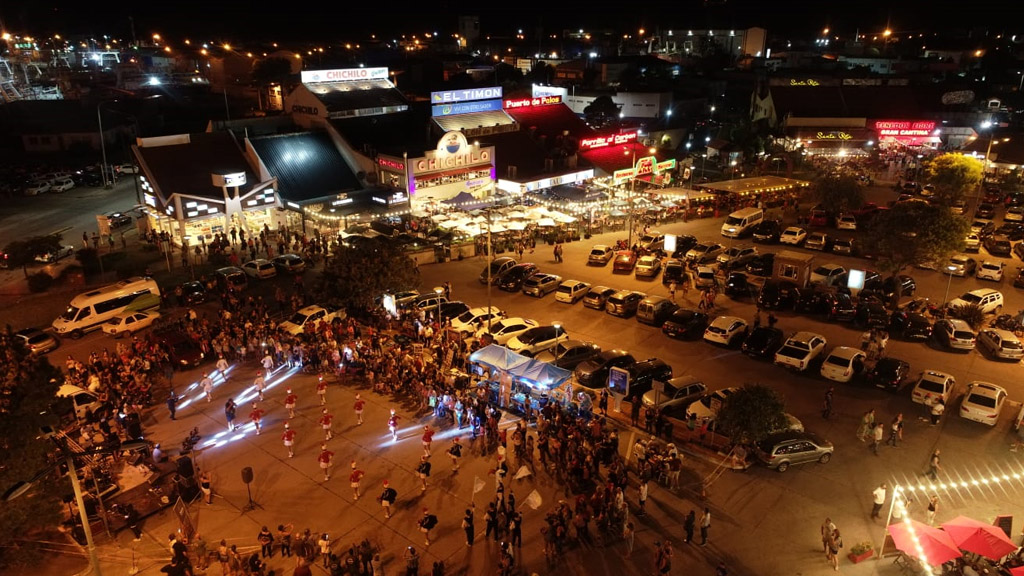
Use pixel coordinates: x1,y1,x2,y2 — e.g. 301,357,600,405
431,99,504,117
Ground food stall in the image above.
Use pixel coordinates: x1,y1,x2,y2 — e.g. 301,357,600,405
468,345,573,417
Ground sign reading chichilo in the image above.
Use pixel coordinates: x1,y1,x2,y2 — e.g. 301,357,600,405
301,67,390,83
408,131,495,197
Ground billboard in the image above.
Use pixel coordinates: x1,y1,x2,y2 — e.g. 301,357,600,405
431,99,504,117
503,95,562,109
301,67,389,83
873,120,937,137
431,87,503,104
579,131,638,151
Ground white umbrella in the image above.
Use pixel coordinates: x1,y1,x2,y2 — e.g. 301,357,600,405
430,213,450,222
488,223,507,233
536,217,557,227
550,211,577,224
506,221,527,231
506,210,527,219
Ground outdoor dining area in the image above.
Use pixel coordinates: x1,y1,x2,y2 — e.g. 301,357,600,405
885,513,1024,575
468,344,575,419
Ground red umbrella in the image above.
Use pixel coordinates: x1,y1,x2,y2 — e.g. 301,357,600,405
1009,567,1024,576
941,516,1019,560
888,519,963,566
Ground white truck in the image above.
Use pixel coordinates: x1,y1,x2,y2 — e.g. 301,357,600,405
278,304,346,335
773,331,828,372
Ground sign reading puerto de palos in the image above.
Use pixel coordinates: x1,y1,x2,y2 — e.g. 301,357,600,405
300,67,390,83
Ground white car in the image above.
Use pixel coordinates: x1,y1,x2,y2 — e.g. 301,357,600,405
948,288,1004,314
116,163,139,174
976,261,1004,282
476,317,538,345
34,245,75,263
23,180,51,195
242,259,277,279
911,370,956,405
820,346,867,383
50,178,76,193
964,233,981,252
959,381,1008,426
506,324,569,356
555,280,591,304
635,255,662,278
451,306,505,337
703,316,749,347
1006,206,1024,222
393,290,421,307
836,214,857,230
977,329,1024,361
102,310,162,337
810,264,847,286
774,331,828,372
779,227,807,245
685,387,739,422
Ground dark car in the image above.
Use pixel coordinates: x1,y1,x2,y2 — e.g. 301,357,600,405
1015,268,1024,289
105,211,133,228
662,258,686,285
795,290,831,316
179,281,208,305
758,280,801,310
984,235,1012,257
1015,243,1024,262
157,329,206,369
855,301,890,329
272,253,307,273
871,274,916,299
498,263,539,292
745,253,775,277
742,326,785,359
751,220,782,243
994,223,1024,241
867,357,912,392
822,292,857,321
626,359,674,398
724,272,755,299
480,256,518,284
976,202,997,219
574,350,637,388
888,310,933,340
660,235,698,258
612,251,638,273
440,301,471,322
534,340,602,370
662,309,709,339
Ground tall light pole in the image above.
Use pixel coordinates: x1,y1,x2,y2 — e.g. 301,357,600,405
624,145,657,249
96,101,115,189
942,264,957,305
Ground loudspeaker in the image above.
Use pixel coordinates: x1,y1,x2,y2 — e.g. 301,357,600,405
241,467,253,484
176,455,195,479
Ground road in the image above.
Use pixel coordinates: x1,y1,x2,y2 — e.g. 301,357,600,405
32,181,1024,576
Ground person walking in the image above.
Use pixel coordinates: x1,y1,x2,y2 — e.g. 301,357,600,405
277,523,293,558
318,444,334,481
282,423,296,458
319,408,334,441
822,387,834,420
930,398,945,425
926,495,939,525
317,534,331,568
418,509,438,547
926,450,942,480
389,409,401,442
258,526,274,558
379,481,397,519
668,281,677,302
463,508,475,546
349,462,365,500
623,521,635,556
637,478,649,517
416,455,432,491
820,517,836,553
354,394,365,425
250,403,265,435
871,422,884,455
484,502,499,541
887,413,904,447
199,471,212,504
857,409,876,442
167,389,178,421
317,375,328,406
871,483,887,519
422,425,434,456
261,352,274,379
683,510,696,544
827,529,842,571
404,547,420,576
767,312,778,328
284,389,298,419
201,373,214,403
508,510,522,548
224,398,237,431
699,507,712,546
215,355,229,382
448,437,463,470
253,372,266,401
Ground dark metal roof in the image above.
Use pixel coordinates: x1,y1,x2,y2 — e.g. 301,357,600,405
330,106,434,157
249,132,360,203
137,132,258,201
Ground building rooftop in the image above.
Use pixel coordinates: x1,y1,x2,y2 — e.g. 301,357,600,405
136,132,259,202
504,103,594,140
330,107,434,157
306,79,408,117
248,132,361,204
432,109,515,133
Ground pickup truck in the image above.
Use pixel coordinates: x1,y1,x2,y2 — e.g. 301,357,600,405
278,304,346,335
773,331,828,372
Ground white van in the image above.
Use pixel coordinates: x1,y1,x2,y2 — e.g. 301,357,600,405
56,384,102,420
721,207,764,238
52,277,161,338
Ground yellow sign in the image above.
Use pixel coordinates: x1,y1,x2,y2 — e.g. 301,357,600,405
816,131,853,140
790,79,821,86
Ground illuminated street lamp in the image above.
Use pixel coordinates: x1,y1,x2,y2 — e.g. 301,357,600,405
942,264,957,305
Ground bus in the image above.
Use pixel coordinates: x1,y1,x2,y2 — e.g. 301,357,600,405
52,277,161,338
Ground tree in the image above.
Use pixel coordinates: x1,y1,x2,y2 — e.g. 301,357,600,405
251,57,296,87
811,174,864,215
861,201,969,276
715,384,788,445
2,235,63,279
0,331,67,571
314,238,421,312
925,153,984,206
583,95,620,129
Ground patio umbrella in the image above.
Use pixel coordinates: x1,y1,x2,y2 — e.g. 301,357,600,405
941,516,1019,560
506,210,527,219
1009,566,1024,576
506,221,527,231
536,218,557,227
888,520,962,566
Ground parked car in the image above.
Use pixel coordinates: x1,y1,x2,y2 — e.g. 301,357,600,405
911,370,956,405
410,293,447,313
641,375,707,415
588,245,614,265
994,223,1024,241
855,301,890,329
534,340,601,370
661,309,709,339
984,235,1012,257
831,238,856,256
451,306,505,337
804,231,830,251
888,310,932,340
745,253,775,276
555,280,591,304
574,350,636,388
272,253,306,273
103,310,162,337
779,227,807,245
758,280,801,310
724,272,755,299
105,211,133,228
480,256,518,284
23,180,51,195
703,316,749,347
177,281,207,305
612,251,638,272
971,219,996,238
693,266,718,290
636,295,679,326
977,329,1024,361
50,178,75,193
754,431,833,472
634,255,662,278
34,245,75,263
945,254,977,277
605,290,645,318
947,288,1004,314
278,304,345,335
475,317,538,345
14,327,60,354
1014,267,1024,289
522,273,563,297
959,381,1007,426
810,264,847,286
662,259,686,285
977,261,1004,282
964,233,981,252
1016,242,1024,261
242,258,278,279
625,358,674,399
742,326,785,359
820,346,867,383
582,286,617,310
752,220,782,243
392,290,420,307
932,318,976,351
716,245,758,270
1005,206,1024,222
863,274,916,301
157,328,206,369
684,242,724,264
976,202,997,219
506,324,569,356
866,357,911,392
660,234,698,258
685,387,738,422
439,301,470,322
774,331,828,372
836,214,857,230
498,263,539,292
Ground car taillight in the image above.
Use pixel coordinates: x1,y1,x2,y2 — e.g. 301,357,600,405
799,360,806,369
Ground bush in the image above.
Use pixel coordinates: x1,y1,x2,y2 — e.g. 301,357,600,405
76,247,101,274
849,541,874,555
950,302,986,330
27,271,54,292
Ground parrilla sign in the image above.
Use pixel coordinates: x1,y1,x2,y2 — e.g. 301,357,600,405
503,95,563,109
579,131,638,151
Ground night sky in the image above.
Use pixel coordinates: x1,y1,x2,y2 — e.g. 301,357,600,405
0,0,1012,43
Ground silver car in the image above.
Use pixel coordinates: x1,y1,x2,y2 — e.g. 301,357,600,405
754,431,834,472
977,329,1024,361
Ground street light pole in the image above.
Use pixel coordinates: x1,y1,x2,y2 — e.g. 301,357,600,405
943,265,956,305
65,454,104,576
97,103,111,189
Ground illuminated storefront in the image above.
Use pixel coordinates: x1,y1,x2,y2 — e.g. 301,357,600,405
405,131,496,203
871,120,941,148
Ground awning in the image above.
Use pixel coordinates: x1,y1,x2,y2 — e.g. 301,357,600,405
468,344,571,389
469,344,532,373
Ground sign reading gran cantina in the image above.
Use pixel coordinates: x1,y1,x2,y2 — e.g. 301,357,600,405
873,120,937,137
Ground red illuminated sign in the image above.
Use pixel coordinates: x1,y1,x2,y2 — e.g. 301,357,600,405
873,120,937,137
579,131,638,151
503,95,563,109
377,157,406,172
